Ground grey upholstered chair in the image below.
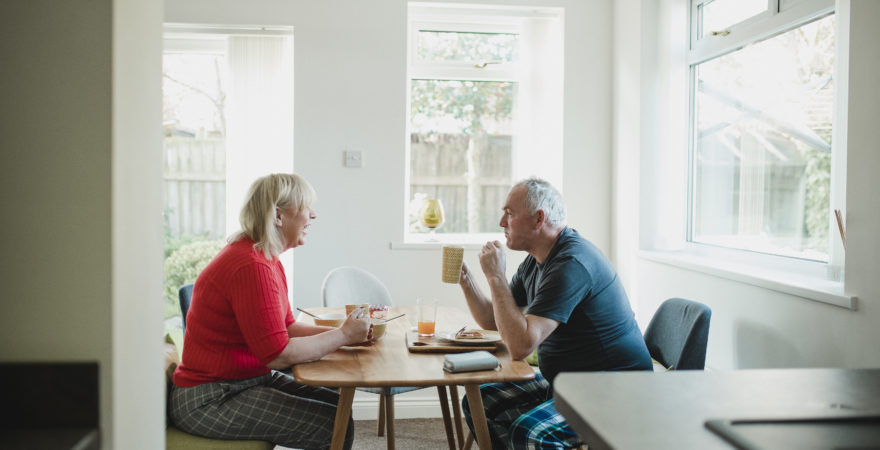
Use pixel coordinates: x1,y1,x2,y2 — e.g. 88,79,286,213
321,266,455,448
178,284,194,335
643,297,712,370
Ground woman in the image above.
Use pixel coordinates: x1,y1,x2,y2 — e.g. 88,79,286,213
169,173,370,450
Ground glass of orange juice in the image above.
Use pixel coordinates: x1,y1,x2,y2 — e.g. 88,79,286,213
417,298,438,336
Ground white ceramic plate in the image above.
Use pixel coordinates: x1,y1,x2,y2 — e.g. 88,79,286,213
441,329,502,345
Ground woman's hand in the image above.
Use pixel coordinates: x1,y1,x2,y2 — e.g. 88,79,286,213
339,306,371,345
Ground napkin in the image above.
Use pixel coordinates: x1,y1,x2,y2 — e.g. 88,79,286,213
443,351,499,373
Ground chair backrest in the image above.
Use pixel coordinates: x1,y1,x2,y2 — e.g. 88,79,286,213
321,266,393,308
178,284,194,334
643,297,711,370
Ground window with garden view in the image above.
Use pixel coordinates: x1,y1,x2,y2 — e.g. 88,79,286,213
162,27,294,342
407,5,563,240
689,0,836,262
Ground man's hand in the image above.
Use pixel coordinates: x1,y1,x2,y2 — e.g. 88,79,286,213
459,260,471,286
479,240,507,283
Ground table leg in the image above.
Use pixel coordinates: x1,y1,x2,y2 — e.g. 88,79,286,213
377,394,386,436
384,393,395,450
437,386,456,450
330,387,355,450
450,385,464,448
464,384,492,450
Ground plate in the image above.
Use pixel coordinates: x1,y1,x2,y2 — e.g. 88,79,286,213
441,329,502,345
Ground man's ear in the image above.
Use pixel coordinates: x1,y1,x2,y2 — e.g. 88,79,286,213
534,209,545,229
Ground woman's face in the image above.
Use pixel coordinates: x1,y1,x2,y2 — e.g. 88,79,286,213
279,204,316,250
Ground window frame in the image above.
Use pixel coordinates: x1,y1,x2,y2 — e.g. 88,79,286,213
405,11,523,244
403,4,564,245
683,0,842,279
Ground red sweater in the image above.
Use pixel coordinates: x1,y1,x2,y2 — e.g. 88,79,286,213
173,238,294,387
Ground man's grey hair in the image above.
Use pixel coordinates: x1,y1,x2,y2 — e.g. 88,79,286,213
514,177,567,227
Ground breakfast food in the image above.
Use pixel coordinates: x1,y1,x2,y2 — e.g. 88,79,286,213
368,304,389,319
455,329,484,339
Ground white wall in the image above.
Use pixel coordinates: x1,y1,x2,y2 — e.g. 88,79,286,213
0,0,165,448
615,0,880,370
113,0,165,448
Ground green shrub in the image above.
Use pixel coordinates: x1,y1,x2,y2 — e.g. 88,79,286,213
164,239,226,313
164,232,211,259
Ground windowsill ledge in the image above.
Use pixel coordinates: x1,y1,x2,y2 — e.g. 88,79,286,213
392,233,505,250
390,241,488,250
639,250,856,310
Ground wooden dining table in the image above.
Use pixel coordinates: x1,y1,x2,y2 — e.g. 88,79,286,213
293,306,536,450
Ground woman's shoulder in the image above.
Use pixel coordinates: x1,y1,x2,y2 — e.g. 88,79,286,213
204,239,274,275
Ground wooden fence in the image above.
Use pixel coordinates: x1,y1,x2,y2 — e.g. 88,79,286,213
410,133,512,233
163,133,510,237
163,137,226,238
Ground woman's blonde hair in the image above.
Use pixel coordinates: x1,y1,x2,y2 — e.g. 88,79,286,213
232,173,316,259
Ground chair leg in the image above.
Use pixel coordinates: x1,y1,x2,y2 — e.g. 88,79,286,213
437,386,456,450
463,430,474,450
450,385,464,448
384,394,395,450
377,394,386,436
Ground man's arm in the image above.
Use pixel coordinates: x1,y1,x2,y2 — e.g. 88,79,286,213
480,241,559,360
459,261,497,330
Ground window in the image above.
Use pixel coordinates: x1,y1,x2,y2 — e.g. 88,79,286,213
406,4,563,242
688,0,837,263
162,25,294,341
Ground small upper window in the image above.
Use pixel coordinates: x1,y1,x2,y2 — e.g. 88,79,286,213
697,0,769,39
416,31,518,63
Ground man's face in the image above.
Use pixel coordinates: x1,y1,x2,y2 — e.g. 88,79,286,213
499,185,538,251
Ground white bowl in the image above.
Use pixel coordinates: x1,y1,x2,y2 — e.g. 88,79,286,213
314,313,345,327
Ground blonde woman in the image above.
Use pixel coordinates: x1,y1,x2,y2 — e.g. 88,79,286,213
170,173,369,450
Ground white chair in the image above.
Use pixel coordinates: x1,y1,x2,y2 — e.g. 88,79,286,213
321,266,457,449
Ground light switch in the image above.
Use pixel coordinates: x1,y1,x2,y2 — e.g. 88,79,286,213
344,150,363,168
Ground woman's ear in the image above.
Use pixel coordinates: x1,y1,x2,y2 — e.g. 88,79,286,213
274,207,283,227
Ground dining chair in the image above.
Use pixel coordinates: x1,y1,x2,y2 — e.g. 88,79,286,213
321,266,456,448
643,297,712,370
169,290,275,450
461,298,712,450
178,284,194,335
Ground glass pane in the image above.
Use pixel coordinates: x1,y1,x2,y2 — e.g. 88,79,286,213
417,31,518,63
701,0,768,37
692,15,835,261
162,49,229,340
410,79,516,234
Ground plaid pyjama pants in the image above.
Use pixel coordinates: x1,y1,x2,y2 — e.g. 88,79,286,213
461,373,583,450
169,370,352,450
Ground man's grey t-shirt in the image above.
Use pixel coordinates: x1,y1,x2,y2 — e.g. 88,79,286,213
510,227,651,383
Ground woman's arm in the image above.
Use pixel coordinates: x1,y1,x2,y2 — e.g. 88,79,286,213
267,307,371,369
287,321,333,337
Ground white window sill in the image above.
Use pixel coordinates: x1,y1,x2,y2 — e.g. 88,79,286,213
391,242,486,250
639,250,856,310
391,233,504,250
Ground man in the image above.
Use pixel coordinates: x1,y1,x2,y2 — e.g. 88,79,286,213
459,177,651,449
